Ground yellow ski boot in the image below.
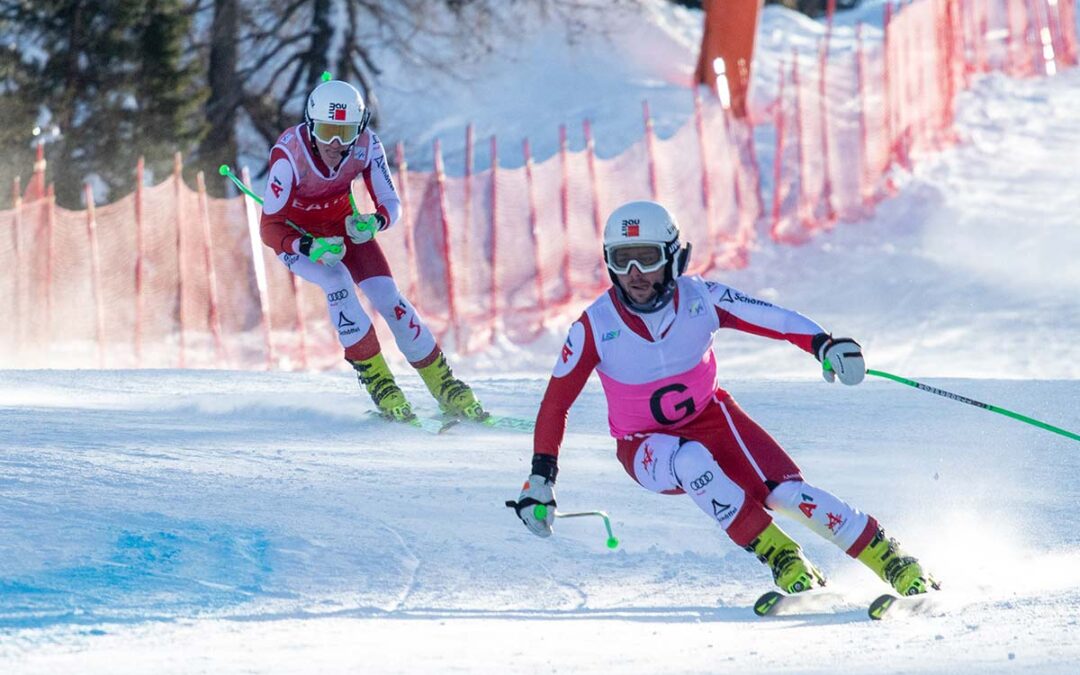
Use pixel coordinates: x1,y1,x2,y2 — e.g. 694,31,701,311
416,350,488,421
746,522,826,594
348,352,415,422
857,527,940,596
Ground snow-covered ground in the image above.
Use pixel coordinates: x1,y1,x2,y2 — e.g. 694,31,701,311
3,3,1080,673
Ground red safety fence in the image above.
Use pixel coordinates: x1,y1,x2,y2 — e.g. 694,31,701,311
0,0,1074,370
770,0,1076,243
0,92,757,370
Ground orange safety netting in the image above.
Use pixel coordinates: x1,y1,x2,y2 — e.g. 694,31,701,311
770,0,1076,243
1,94,758,370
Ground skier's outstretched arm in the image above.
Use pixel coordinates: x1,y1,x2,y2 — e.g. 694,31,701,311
511,315,599,537
705,280,865,385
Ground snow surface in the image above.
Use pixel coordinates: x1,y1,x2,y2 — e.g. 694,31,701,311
4,2,1080,673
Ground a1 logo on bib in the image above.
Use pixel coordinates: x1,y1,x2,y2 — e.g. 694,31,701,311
553,322,586,377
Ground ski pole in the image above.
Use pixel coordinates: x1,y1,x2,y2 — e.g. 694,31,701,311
825,359,1079,442
218,164,345,256
505,500,620,549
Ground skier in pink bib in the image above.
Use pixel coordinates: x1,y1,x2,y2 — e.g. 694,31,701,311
259,78,485,423
509,200,937,598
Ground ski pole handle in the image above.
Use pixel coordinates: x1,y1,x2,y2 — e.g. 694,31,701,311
505,500,620,549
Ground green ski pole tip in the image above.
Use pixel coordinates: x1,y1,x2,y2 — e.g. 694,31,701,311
606,537,619,549
533,504,548,520
218,164,229,175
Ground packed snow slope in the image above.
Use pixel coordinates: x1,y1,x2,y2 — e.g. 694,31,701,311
0,370,1077,673
3,3,1080,674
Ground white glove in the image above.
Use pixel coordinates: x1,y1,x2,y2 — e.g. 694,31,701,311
816,335,865,385
345,212,385,244
298,235,346,267
509,474,556,538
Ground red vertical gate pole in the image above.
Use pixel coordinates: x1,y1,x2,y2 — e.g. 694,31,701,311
522,139,547,320
134,156,145,367
173,152,187,368
558,124,571,302
488,135,499,346
84,183,106,368
642,100,660,201
433,139,458,347
196,171,228,368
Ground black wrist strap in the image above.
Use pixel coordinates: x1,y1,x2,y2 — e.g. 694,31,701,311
811,332,832,362
531,454,559,483
297,235,313,257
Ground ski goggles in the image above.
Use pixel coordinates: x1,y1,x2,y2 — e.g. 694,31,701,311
605,243,668,274
311,120,361,145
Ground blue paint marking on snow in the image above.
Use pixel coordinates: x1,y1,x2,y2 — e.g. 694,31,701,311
0,515,274,630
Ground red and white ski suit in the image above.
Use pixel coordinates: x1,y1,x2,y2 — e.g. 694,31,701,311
534,276,879,555
259,124,435,363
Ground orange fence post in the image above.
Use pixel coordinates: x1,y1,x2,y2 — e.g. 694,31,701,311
12,179,23,355
770,57,787,242
196,170,228,368
558,124,571,302
173,152,187,368
44,185,56,352
642,100,660,201
84,183,106,368
488,135,499,345
692,89,717,252
134,156,145,367
433,139,458,347
394,142,419,302
522,138,547,319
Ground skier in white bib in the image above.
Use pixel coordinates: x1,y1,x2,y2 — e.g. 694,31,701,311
510,200,937,598
259,78,485,423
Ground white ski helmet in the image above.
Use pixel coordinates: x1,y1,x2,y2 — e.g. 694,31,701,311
602,200,691,312
305,79,371,145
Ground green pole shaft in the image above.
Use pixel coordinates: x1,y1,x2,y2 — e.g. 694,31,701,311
867,369,1079,442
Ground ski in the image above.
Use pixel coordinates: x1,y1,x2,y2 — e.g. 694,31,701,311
429,412,535,433
868,591,943,620
364,411,459,435
475,414,535,433
753,589,851,617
